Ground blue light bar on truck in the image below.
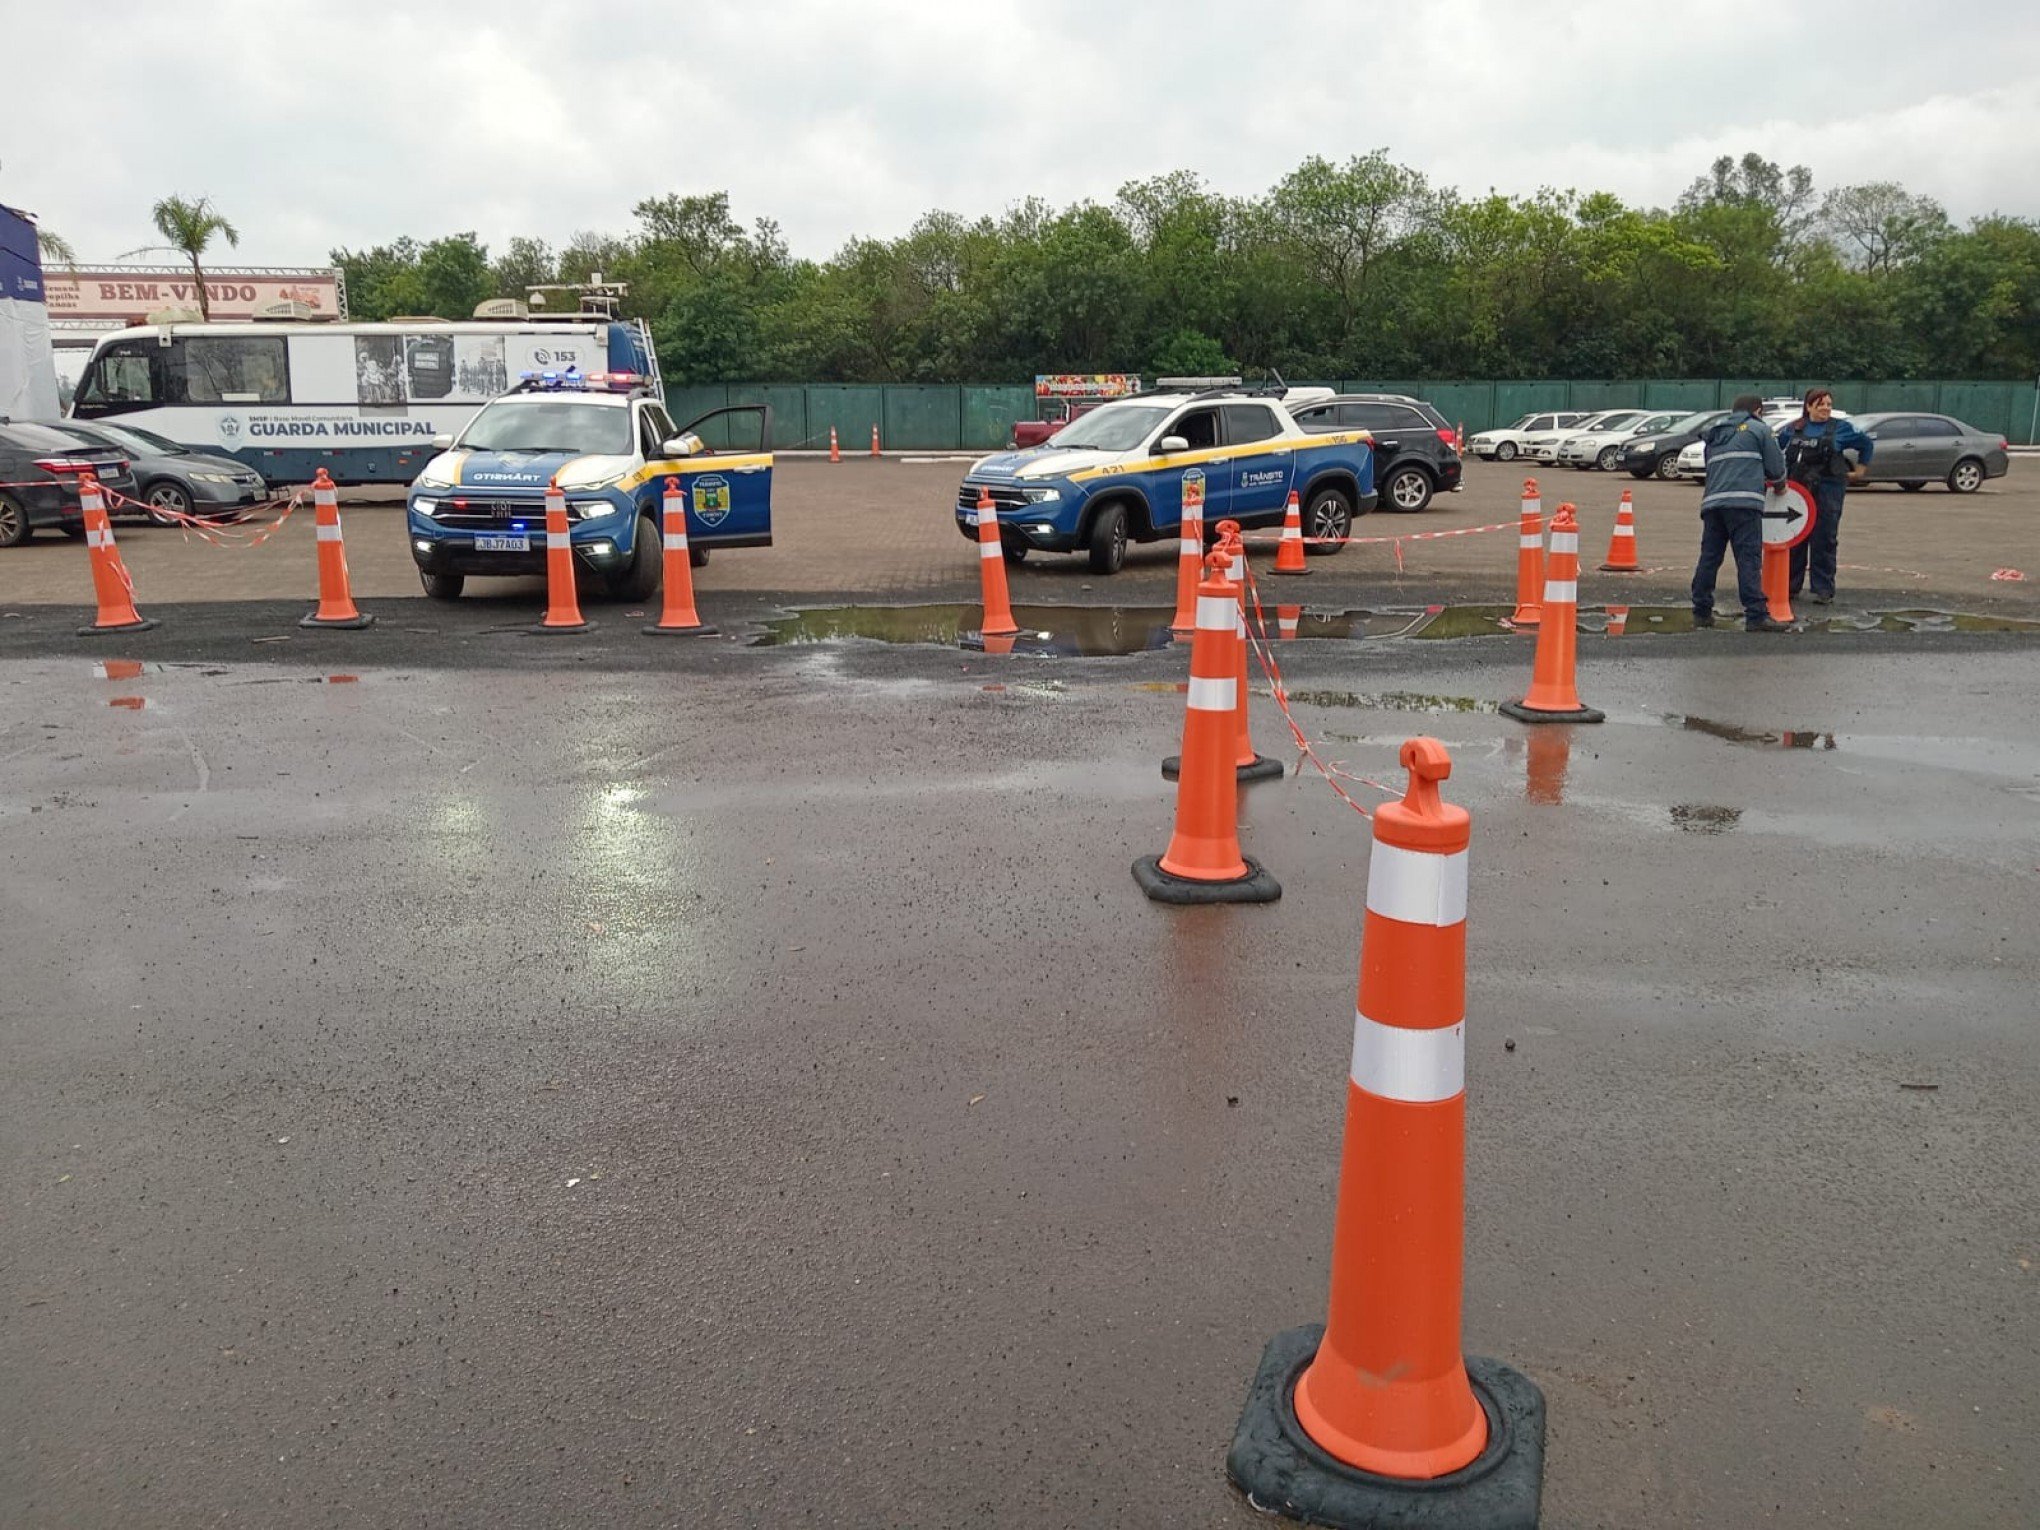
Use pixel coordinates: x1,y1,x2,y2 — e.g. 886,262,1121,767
511,368,644,394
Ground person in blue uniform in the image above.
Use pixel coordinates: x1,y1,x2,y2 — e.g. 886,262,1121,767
1774,388,1873,604
1694,395,1792,632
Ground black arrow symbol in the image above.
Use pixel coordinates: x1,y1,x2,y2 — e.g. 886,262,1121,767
1762,504,1805,524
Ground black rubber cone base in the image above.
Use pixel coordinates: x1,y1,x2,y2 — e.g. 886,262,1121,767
643,621,718,636
1226,1324,1545,1529
79,617,159,637
1499,699,1604,726
1162,753,1286,783
528,619,594,635
299,611,376,629
1133,854,1281,905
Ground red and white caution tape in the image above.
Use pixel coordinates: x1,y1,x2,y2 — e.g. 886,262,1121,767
100,484,307,548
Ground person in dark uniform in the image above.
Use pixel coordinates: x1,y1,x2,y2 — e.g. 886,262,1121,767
1693,394,1792,632
1774,388,1874,604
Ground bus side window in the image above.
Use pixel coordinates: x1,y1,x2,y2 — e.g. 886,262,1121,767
75,343,158,413
164,336,290,405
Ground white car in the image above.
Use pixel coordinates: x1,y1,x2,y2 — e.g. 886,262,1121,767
1555,409,1687,471
1524,408,1649,465
1465,411,1592,462
1675,408,1853,479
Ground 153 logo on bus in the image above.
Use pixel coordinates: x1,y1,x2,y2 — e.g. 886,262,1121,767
690,475,732,527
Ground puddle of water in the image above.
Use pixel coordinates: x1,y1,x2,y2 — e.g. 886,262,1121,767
1284,690,1500,715
1671,803,1741,834
1677,715,1837,749
754,603,1437,654
1421,605,2040,639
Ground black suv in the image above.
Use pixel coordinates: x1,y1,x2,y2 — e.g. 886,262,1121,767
1619,410,1728,480
1290,394,1463,511
0,419,136,548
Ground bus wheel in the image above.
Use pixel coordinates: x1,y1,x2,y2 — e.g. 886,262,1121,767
420,570,464,601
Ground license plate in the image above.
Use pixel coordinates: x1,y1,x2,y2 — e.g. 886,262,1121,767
475,534,529,552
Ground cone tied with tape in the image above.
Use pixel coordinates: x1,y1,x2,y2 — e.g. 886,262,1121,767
1500,504,1603,724
1226,739,1545,1528
77,471,158,636
531,477,592,633
299,468,373,629
1134,551,1280,905
1598,487,1641,572
974,487,1020,638
1270,490,1309,575
1169,471,1208,632
645,476,716,635
1164,522,1282,783
1510,480,1544,627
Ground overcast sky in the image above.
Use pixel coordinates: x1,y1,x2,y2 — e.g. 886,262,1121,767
8,0,2039,269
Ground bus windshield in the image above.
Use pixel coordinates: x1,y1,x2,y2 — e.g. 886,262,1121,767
458,399,633,456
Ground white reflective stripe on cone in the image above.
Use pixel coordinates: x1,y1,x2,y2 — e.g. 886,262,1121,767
1519,535,1541,549
1612,524,1635,537
663,533,689,552
1196,595,1234,631
1543,579,1578,604
1549,532,1579,555
316,523,343,542
975,505,996,528
547,532,570,549
1180,537,1200,555
86,529,112,549
316,496,339,512
1350,1012,1465,1103
1364,842,1469,926
1187,675,1237,712
978,539,1003,559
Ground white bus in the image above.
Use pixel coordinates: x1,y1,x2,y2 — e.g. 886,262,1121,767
66,316,661,486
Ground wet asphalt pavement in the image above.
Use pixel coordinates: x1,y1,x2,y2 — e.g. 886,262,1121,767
3,598,2037,1528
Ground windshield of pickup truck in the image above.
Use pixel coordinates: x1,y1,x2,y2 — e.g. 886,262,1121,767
1045,402,1173,452
458,400,633,456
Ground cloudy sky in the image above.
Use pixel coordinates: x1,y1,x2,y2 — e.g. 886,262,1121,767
8,0,2039,268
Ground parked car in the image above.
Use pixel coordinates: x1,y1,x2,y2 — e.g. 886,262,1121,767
1619,410,1729,479
47,420,268,523
1465,411,1593,462
1527,408,1652,465
1289,393,1462,512
0,419,137,547
1848,413,2011,493
1555,409,1688,471
1674,407,1855,480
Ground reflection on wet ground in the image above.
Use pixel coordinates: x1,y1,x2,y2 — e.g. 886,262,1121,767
752,602,2040,653
1678,716,1838,749
1671,804,1743,834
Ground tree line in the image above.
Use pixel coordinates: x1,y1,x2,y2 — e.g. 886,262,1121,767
326,152,2040,385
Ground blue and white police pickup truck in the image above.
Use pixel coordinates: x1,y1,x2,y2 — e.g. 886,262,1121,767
954,386,1377,574
406,369,772,601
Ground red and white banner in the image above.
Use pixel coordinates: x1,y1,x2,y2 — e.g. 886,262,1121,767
43,267,345,322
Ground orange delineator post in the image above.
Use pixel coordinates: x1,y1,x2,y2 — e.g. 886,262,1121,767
532,478,592,633
870,422,881,457
1270,490,1309,575
974,487,1020,638
1510,479,1544,627
1167,523,1281,783
829,426,841,464
76,471,157,636
645,476,716,635
1168,474,1207,632
299,468,374,629
1500,504,1603,724
1598,487,1641,572
1227,740,1545,1524
1132,552,1279,905
1277,605,1300,641
1762,544,1795,624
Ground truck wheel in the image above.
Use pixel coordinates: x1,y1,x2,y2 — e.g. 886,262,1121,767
689,545,710,569
610,516,664,601
1303,485,1354,555
1002,541,1029,564
1086,502,1127,574
419,570,463,601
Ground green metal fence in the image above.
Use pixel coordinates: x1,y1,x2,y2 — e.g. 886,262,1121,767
667,379,2040,449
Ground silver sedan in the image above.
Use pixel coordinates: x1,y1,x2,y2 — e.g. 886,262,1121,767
1851,413,2012,493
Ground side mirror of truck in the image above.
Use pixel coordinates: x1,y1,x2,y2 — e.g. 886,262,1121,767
1157,435,1189,456
431,432,453,449
662,433,707,458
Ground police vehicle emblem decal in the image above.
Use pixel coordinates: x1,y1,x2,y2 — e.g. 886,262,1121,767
692,474,732,526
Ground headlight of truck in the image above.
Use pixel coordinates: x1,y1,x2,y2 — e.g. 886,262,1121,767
416,470,456,490
1020,486,1062,503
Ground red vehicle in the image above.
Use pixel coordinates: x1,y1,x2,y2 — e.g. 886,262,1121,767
1010,374,1140,448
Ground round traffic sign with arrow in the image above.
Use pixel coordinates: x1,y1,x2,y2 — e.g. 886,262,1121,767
1762,481,1817,550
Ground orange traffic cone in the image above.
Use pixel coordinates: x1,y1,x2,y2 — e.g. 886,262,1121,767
1165,522,1282,783
1598,487,1641,572
1270,490,1309,575
1510,479,1544,627
645,476,716,635
1605,604,1630,637
829,426,841,464
1278,605,1301,641
1134,551,1280,905
1168,471,1208,632
1501,504,1602,723
1762,544,1795,625
1228,738,1544,1523
973,487,1020,638
531,477,592,633
299,468,374,629
870,422,881,457
76,471,157,636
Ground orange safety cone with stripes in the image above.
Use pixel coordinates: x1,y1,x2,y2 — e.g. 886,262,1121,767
1501,504,1602,724
1510,479,1544,627
1134,550,1280,905
299,468,374,629
1277,605,1301,641
1165,522,1282,783
973,487,1020,638
870,422,881,457
531,477,592,633
829,426,841,464
1598,487,1641,572
1227,738,1544,1526
76,471,158,636
1168,470,1208,633
645,476,716,635
1270,489,1309,575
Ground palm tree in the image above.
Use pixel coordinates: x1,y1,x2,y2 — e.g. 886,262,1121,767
141,195,240,318
36,226,77,268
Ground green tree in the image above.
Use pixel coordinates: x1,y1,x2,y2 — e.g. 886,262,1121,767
1268,152,1431,355
490,236,557,300
139,194,240,318
415,232,492,319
